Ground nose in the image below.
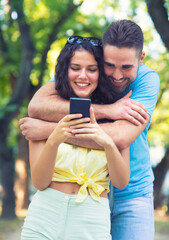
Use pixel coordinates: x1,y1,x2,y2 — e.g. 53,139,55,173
79,68,87,79
113,69,123,80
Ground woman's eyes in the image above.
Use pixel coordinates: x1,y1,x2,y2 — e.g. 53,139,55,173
71,67,80,71
71,67,97,72
88,68,98,72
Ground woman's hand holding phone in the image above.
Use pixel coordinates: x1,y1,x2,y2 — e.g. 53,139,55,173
70,108,114,149
48,113,90,146
49,97,113,149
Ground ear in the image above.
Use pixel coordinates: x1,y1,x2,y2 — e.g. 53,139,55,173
139,51,145,65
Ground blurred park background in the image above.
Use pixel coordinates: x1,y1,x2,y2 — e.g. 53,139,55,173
0,0,169,239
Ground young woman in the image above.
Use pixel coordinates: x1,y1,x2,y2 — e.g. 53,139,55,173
21,36,130,240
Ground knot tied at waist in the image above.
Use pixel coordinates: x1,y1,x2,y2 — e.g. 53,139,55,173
76,173,105,203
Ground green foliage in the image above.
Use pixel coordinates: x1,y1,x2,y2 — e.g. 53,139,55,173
164,0,169,15
148,88,169,148
0,104,18,119
0,0,169,152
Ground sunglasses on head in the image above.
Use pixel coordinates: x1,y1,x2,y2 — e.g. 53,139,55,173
67,36,102,47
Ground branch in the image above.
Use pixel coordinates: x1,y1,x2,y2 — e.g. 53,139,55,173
146,0,169,50
5,0,35,120
0,27,8,54
36,0,83,91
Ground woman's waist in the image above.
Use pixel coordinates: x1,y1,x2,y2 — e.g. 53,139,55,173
49,181,108,198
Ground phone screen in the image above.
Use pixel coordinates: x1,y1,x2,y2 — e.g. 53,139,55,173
69,98,91,118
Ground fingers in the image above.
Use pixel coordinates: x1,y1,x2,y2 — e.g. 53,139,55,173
19,117,33,139
62,114,82,122
128,102,149,123
19,117,27,127
90,107,96,124
19,119,23,125
70,122,94,130
20,124,27,137
129,99,148,113
123,99,148,124
124,109,149,126
123,114,142,126
122,92,148,120
72,127,95,135
131,108,149,123
19,118,26,133
61,114,90,128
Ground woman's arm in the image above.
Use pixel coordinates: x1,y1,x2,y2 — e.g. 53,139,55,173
29,114,90,190
29,139,59,190
104,142,129,189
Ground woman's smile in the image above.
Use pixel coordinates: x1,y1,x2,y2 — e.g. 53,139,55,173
75,82,90,88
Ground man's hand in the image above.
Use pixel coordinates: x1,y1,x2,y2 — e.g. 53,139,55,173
19,117,56,140
107,90,148,126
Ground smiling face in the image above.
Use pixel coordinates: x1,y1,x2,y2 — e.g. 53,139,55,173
68,49,99,99
104,45,145,93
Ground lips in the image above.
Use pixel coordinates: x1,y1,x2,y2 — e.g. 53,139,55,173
109,77,128,86
113,79,124,83
75,82,90,88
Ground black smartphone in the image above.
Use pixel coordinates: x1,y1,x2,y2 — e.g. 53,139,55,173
69,97,91,118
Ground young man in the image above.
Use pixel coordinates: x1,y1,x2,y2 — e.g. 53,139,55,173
20,20,160,239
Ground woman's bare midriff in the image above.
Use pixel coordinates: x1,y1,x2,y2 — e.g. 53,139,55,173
49,181,108,198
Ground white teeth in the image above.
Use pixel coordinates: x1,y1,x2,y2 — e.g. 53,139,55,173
114,79,124,83
76,83,89,87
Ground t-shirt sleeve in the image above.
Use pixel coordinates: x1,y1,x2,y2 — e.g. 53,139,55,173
49,76,55,82
129,70,160,117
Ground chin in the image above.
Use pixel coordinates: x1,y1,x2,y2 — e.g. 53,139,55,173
75,93,90,98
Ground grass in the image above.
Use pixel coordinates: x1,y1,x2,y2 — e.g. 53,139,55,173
0,217,23,240
0,209,169,239
0,208,26,240
154,209,169,239
155,220,169,234
0,217,23,232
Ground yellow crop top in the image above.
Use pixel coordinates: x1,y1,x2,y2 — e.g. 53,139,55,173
52,143,110,203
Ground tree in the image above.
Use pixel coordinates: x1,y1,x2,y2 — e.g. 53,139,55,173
146,0,169,209
0,0,35,218
146,0,169,50
0,0,106,218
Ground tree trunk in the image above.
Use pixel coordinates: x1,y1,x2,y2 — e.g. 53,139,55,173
146,0,169,51
153,147,169,208
0,119,16,218
0,0,35,218
14,134,29,210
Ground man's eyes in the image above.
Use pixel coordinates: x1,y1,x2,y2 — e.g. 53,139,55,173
104,62,132,70
104,62,114,68
122,65,132,70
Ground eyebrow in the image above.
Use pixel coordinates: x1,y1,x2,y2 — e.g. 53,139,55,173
122,64,133,68
104,61,133,68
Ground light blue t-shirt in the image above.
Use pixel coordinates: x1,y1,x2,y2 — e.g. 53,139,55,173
113,63,160,200
49,77,55,82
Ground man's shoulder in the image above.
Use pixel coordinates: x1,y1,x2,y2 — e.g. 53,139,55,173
138,63,153,72
133,64,160,87
137,64,158,80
